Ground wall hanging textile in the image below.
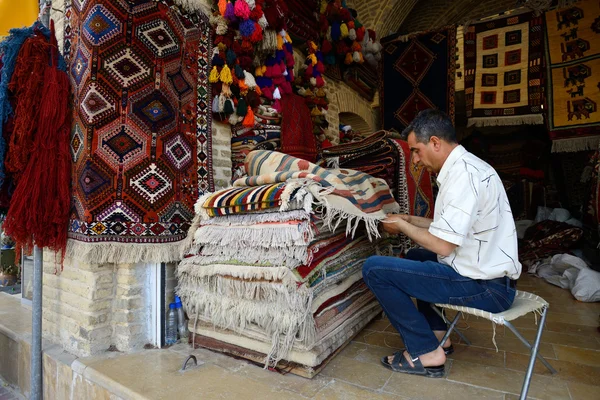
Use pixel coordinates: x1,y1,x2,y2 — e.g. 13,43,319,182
381,27,456,133
544,0,600,152
2,23,72,257
280,93,318,163
64,0,213,264
464,11,544,127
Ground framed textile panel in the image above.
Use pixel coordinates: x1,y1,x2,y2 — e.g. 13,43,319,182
464,12,544,127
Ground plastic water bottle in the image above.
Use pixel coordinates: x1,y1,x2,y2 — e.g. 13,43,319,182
174,296,188,341
166,302,178,345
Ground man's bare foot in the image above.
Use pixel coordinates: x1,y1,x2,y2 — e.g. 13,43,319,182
387,346,446,368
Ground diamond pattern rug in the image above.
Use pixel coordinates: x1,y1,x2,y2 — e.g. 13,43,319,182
64,0,213,264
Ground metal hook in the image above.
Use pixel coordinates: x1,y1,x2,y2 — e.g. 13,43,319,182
181,355,198,371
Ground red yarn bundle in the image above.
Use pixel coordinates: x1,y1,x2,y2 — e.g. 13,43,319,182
4,23,71,260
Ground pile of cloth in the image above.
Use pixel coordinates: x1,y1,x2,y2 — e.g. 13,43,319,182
178,150,398,373
231,103,282,180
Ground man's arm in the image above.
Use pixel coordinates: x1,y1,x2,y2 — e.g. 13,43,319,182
382,214,457,257
406,215,433,229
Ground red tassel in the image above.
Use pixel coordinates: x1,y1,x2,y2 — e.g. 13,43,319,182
4,25,71,262
321,39,332,54
242,106,255,127
305,64,314,77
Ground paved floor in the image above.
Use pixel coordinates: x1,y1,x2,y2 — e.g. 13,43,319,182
73,272,599,400
0,378,24,400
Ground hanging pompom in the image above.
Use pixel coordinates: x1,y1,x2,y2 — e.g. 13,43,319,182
310,77,317,86
339,8,351,22
255,65,264,76
239,19,256,37
340,23,349,38
234,64,245,79
211,53,225,67
305,64,314,77
224,98,235,114
242,106,255,127
238,55,254,70
246,0,256,10
348,28,356,41
330,22,341,41
216,20,228,35
234,0,251,19
272,99,282,112
224,1,236,21
220,64,233,84
353,51,363,63
315,61,325,74
226,48,237,65
319,14,329,32
344,52,353,64
320,0,327,14
229,111,241,125
364,52,376,65
356,26,366,42
321,39,332,54
257,14,268,29
254,85,262,96
351,41,361,52
209,66,220,83
316,88,326,97
221,83,232,97
261,85,273,99
246,90,260,108
287,68,294,82
218,94,226,112
307,53,317,66
372,41,382,53
249,22,263,43
218,0,227,16
238,79,249,94
249,4,263,20
236,98,248,116
282,68,288,76
347,21,355,30
308,41,318,53
316,76,325,87
244,71,257,88
273,86,281,99
276,34,283,50
311,107,321,116
212,95,220,112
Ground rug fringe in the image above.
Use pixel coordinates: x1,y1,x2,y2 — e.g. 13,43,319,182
467,114,544,127
551,136,600,153
66,239,182,264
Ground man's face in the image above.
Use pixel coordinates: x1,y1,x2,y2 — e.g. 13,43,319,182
407,132,435,172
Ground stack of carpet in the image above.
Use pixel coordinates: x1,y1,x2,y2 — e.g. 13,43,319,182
321,131,436,253
178,150,399,374
231,104,282,180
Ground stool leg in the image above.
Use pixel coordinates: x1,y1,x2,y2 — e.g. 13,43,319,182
439,311,461,347
431,305,472,345
504,319,557,374
517,307,550,400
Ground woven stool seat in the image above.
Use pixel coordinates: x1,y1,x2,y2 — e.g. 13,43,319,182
435,291,549,325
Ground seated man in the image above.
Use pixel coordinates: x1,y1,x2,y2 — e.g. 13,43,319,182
363,109,521,377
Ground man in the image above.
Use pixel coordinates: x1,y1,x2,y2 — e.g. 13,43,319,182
363,109,521,377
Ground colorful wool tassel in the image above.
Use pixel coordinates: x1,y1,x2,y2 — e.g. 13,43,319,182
218,0,227,15
249,23,263,43
226,48,237,65
218,93,226,112
4,22,71,259
257,15,268,29
229,111,240,125
255,65,265,76
234,64,245,79
321,39,332,54
331,22,341,41
224,1,236,21
310,77,317,86
276,34,283,50
246,0,256,10
273,86,281,99
348,28,356,41
344,52,352,64
221,83,232,97
239,19,255,37
220,64,233,84
234,0,251,19
242,106,254,127
212,95,220,112
236,98,248,116
224,98,234,114
353,51,363,63
244,70,257,88
307,53,317,66
340,23,348,38
209,66,220,83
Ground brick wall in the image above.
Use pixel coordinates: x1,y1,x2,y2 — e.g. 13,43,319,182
399,0,519,34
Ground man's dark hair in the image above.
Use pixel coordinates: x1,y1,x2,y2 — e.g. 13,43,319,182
404,109,457,144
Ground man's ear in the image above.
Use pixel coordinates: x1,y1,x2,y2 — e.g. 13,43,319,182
430,135,442,150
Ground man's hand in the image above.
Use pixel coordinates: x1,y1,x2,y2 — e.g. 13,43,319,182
381,214,411,234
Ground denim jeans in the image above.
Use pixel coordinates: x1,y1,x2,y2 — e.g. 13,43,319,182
363,248,516,358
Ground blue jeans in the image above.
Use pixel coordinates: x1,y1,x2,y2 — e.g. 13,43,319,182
363,249,516,358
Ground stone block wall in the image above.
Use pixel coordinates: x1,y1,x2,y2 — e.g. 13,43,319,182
212,121,233,190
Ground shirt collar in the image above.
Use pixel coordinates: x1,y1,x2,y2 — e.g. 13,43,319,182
436,145,467,185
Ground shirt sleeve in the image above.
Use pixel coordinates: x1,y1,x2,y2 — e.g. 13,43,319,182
429,168,480,246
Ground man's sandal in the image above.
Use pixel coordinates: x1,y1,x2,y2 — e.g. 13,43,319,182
381,351,445,378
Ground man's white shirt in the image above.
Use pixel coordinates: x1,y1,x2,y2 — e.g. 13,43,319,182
428,145,522,280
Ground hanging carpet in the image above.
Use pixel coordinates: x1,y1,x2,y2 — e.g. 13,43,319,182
381,27,456,133
544,1,600,152
464,11,544,127
64,0,213,264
